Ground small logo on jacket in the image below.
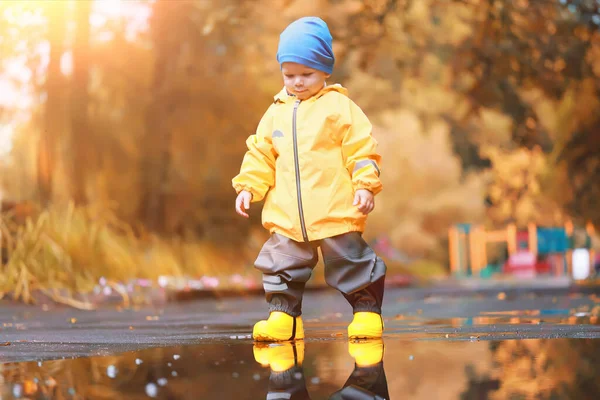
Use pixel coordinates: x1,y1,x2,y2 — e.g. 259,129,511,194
272,130,284,138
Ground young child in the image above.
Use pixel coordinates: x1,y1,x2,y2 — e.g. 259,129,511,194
232,16,386,342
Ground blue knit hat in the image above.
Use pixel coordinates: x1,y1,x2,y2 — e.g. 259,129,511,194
277,17,335,74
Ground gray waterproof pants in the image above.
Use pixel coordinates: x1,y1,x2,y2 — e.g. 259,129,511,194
254,232,387,317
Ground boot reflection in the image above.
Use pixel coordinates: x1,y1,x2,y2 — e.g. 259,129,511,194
253,341,390,400
254,341,311,400
329,339,390,399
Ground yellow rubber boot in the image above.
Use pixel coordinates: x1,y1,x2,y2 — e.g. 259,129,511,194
253,341,305,372
348,339,384,367
253,311,305,342
348,312,384,339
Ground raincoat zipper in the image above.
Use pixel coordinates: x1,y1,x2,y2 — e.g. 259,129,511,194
292,99,309,242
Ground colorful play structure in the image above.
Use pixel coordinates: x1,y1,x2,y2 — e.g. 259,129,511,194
448,221,597,278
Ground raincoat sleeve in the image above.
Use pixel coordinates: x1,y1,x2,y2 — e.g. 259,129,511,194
341,100,383,196
232,105,277,202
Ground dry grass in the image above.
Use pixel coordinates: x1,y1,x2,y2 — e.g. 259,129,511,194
0,203,258,309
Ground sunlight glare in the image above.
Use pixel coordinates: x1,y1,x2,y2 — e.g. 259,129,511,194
95,0,125,18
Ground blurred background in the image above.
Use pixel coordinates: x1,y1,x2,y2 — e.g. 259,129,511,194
0,0,599,305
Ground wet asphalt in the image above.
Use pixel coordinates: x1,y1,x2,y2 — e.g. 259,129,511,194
1,285,599,399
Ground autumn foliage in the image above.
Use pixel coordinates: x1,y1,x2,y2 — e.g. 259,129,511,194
0,0,599,300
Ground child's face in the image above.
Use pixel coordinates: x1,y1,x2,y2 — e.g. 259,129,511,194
281,62,330,101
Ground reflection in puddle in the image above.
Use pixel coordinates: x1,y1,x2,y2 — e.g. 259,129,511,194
256,340,388,400
1,338,599,399
391,307,600,330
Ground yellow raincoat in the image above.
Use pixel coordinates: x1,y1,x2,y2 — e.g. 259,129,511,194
232,84,382,242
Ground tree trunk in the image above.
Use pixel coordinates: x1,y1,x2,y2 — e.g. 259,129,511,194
38,2,67,207
139,0,185,232
70,0,92,204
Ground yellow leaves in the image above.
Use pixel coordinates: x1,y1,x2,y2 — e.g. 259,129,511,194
482,145,562,226
573,78,600,129
488,186,503,203
475,110,514,147
367,110,486,259
553,58,566,72
339,0,365,14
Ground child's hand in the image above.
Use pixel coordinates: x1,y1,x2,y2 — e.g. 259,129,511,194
353,189,375,214
235,190,253,218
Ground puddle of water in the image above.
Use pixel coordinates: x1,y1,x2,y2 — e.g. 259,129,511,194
386,307,600,331
1,338,599,399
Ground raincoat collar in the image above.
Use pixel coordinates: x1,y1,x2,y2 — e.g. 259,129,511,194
273,84,349,103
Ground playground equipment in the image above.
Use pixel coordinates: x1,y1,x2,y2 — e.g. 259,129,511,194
448,221,596,278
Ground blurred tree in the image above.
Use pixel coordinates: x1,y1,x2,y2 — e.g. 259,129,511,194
451,0,599,149
139,0,190,231
366,110,486,262
550,79,600,227
482,145,565,227
138,0,266,238
70,0,92,204
39,1,68,206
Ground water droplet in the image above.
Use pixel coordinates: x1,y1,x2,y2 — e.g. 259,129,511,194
38,361,42,367
230,335,237,339
311,377,320,385
107,365,118,378
409,355,414,360
294,372,303,380
167,362,172,367
253,373,261,381
171,371,178,377
68,388,76,395
173,354,180,360
157,378,168,386
237,335,246,339
136,358,143,365
232,372,240,378
145,383,158,397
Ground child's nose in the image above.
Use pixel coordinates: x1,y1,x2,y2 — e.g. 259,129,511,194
294,77,304,87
